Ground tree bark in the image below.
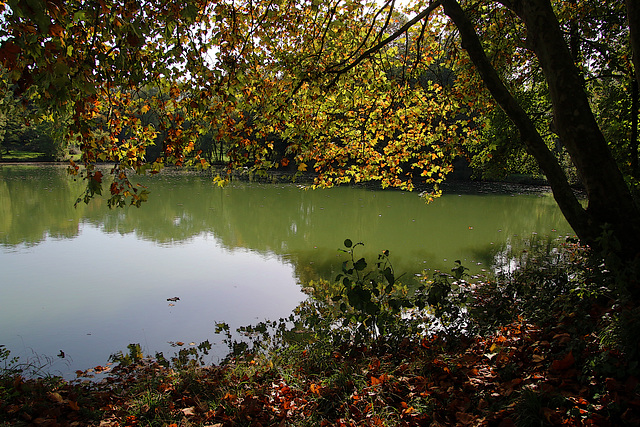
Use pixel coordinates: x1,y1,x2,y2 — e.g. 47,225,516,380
626,0,640,178
626,0,640,86
632,79,639,178
511,0,640,258
443,0,640,262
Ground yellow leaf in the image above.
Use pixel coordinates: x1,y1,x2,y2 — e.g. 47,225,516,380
48,392,64,403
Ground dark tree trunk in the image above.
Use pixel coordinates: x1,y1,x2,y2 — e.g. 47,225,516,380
442,0,640,265
626,0,640,178
627,0,640,86
632,79,639,179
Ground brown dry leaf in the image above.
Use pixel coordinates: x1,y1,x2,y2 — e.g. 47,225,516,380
455,411,476,426
550,351,575,371
532,354,546,363
181,406,196,416
552,333,571,344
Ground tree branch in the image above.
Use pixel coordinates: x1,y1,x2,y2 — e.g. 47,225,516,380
441,0,589,237
324,0,443,76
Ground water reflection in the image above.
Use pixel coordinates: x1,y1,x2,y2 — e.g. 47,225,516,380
0,165,575,375
0,166,574,275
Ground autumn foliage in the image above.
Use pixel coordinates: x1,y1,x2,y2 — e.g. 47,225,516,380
2,305,640,425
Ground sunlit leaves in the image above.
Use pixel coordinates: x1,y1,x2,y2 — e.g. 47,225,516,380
2,0,507,204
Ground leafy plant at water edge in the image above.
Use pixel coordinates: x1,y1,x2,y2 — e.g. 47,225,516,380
301,240,479,345
330,239,416,343
0,345,20,377
109,343,144,367
0,345,61,381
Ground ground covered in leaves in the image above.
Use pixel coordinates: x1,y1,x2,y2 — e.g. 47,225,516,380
2,242,640,426
3,306,640,426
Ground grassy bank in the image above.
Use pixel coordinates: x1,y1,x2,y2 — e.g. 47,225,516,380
0,151,51,162
2,241,640,426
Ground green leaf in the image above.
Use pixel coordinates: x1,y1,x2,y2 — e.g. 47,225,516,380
383,267,394,285
354,257,367,271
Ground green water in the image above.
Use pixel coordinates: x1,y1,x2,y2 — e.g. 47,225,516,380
0,165,574,375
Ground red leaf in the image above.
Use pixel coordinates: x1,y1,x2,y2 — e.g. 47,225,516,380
550,351,574,371
0,41,21,68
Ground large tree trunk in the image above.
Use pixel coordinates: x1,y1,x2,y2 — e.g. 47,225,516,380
442,0,640,265
632,79,639,178
627,0,640,87
628,0,640,178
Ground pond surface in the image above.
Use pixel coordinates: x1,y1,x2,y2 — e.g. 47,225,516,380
0,165,575,376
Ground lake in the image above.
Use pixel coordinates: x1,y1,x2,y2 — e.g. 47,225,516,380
0,164,575,376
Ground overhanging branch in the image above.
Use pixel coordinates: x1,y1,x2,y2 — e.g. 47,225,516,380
324,0,443,77
441,0,588,237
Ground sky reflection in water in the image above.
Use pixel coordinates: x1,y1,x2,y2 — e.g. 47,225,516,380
0,165,574,376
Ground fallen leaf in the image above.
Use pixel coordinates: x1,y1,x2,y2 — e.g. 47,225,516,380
48,392,64,403
310,383,321,395
532,354,546,363
456,411,476,425
181,407,196,416
550,351,574,371
552,333,571,344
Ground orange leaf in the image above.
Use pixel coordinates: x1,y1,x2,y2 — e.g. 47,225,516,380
371,373,389,385
49,23,64,37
